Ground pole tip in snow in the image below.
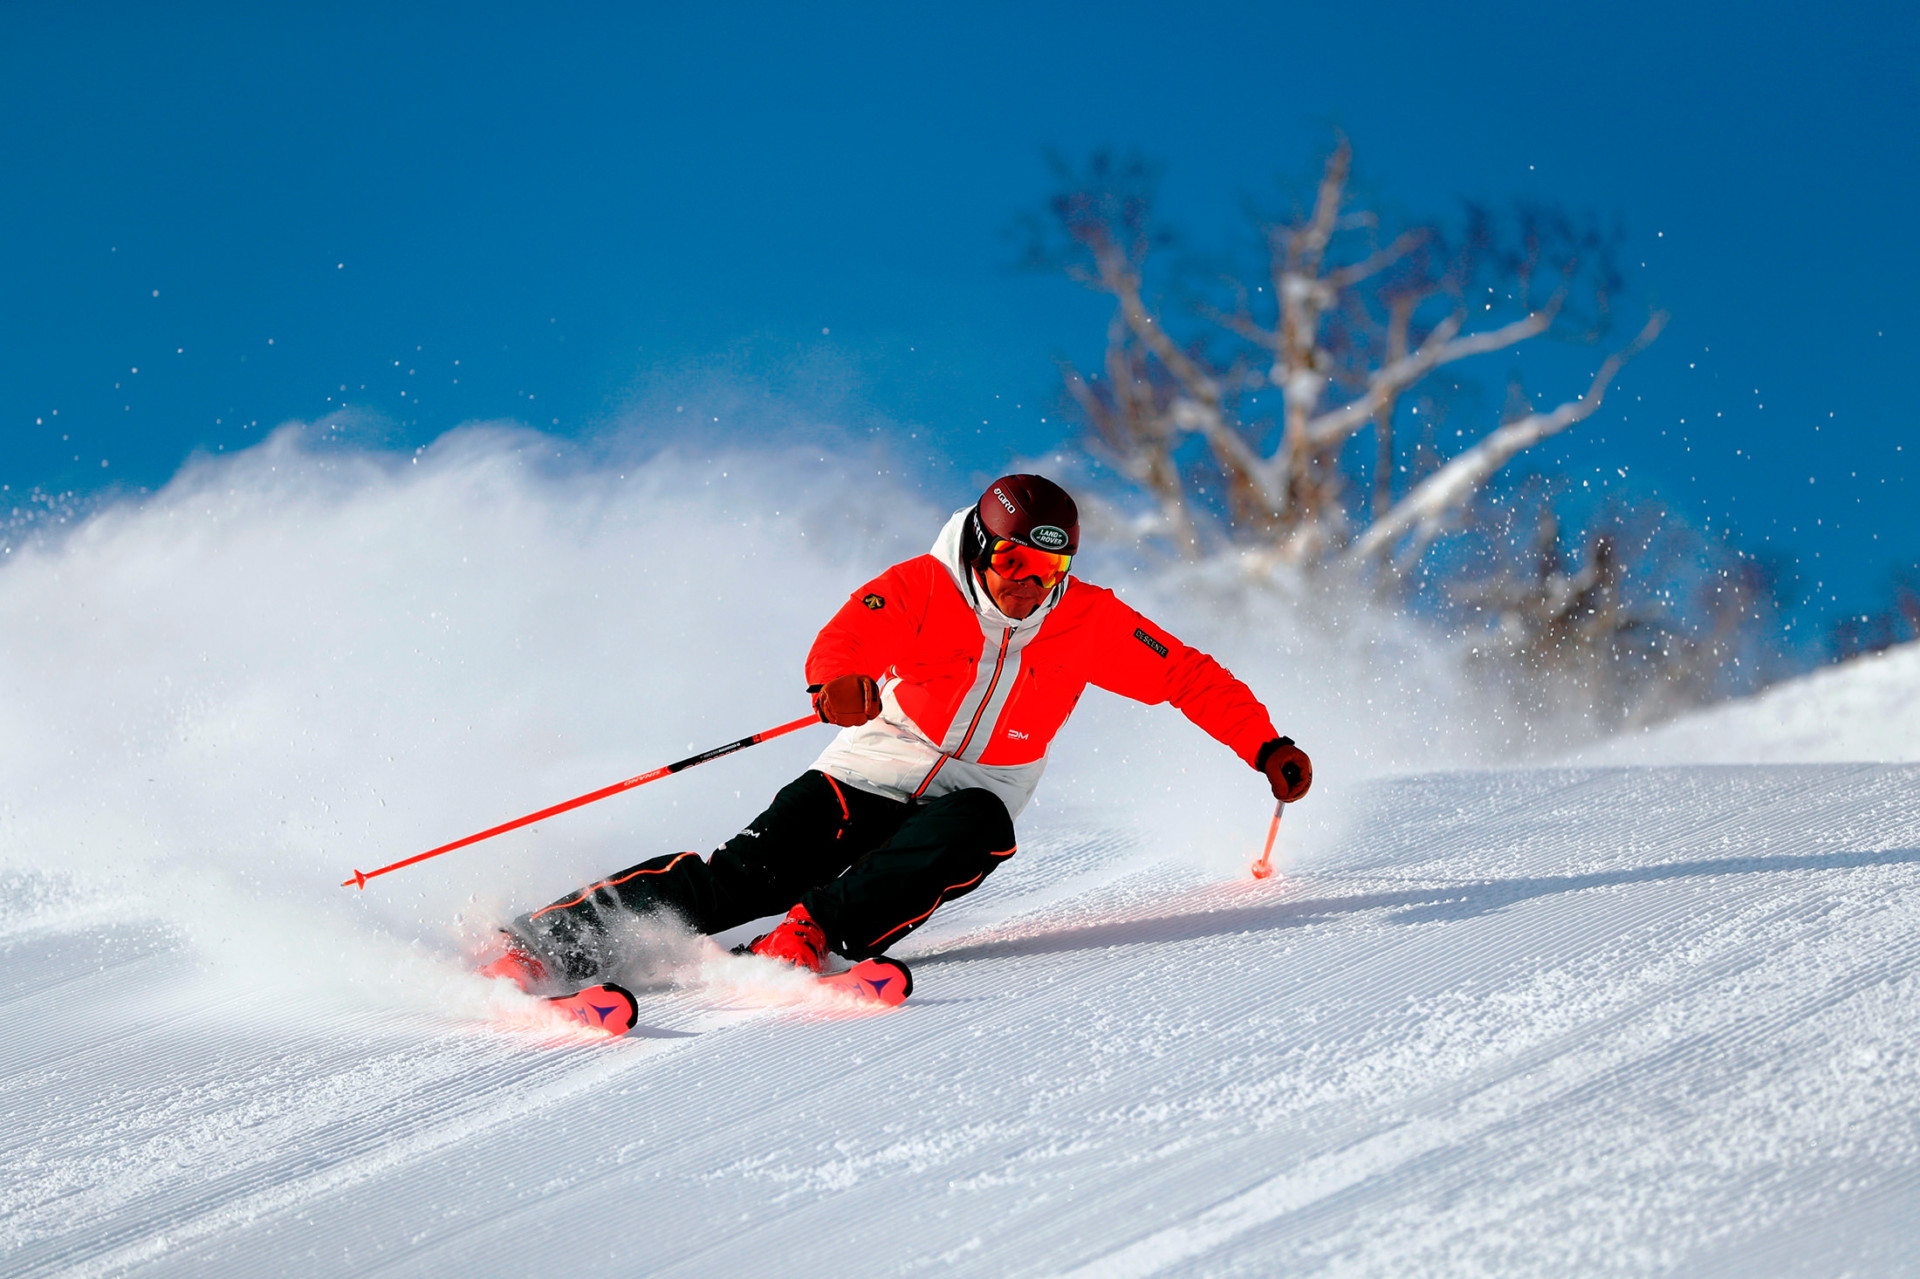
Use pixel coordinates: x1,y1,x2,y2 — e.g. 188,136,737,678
344,869,368,890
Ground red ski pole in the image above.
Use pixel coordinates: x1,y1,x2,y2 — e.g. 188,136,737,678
342,712,820,890
1250,800,1286,880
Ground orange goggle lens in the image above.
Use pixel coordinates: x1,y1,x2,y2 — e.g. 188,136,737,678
987,539,1072,588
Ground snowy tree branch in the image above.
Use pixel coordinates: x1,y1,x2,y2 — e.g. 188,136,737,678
1303,304,1557,449
1037,138,1650,584
1342,311,1668,568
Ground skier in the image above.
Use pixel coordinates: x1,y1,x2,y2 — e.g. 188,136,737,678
481,474,1312,991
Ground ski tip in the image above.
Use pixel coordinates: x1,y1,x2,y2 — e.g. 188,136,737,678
545,982,640,1037
597,982,640,1035
831,956,912,1007
892,957,914,1000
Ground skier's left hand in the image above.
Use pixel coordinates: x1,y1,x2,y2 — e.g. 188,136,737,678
1261,737,1312,802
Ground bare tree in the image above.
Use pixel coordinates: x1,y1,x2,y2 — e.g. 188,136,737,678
1448,480,1790,731
1028,140,1665,577
1017,142,1825,730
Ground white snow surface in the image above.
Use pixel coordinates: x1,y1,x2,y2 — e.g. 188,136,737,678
1579,639,1920,765
4,426,1918,1275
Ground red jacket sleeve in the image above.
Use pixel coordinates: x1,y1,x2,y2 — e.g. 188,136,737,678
1083,591,1279,768
804,557,938,687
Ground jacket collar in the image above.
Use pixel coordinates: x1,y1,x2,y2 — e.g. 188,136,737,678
929,507,1066,633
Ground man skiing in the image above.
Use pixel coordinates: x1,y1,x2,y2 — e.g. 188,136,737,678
482,474,1311,992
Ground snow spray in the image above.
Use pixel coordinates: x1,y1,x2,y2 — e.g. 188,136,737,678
0,413,1505,1019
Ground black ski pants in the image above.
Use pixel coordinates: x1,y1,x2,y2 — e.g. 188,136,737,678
512,770,1016,982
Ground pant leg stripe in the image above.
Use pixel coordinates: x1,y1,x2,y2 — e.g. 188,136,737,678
823,774,852,822
868,871,985,951
528,851,699,921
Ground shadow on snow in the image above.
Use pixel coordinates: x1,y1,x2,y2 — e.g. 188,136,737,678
914,846,1920,966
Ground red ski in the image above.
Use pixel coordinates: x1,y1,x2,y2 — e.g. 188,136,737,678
816,956,913,1008
540,957,912,1038
545,983,640,1035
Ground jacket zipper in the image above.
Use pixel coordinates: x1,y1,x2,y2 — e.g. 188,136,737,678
954,626,1014,758
913,625,1013,798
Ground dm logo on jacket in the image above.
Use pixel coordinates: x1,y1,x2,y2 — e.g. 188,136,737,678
862,594,885,610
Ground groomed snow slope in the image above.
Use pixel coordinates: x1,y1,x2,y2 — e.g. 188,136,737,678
5,430,1919,1276
6,763,1918,1277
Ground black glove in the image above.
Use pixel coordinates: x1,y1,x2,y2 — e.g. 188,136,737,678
1257,736,1312,802
813,674,881,726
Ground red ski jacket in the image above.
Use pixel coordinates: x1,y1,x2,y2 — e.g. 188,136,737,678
805,551,1279,801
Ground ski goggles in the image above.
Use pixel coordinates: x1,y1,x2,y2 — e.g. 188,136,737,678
987,538,1072,589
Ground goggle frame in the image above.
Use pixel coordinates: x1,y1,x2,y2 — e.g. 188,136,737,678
985,537,1073,590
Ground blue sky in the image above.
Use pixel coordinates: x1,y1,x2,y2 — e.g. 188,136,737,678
3,1,1915,639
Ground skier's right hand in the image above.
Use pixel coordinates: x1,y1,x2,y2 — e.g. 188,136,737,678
814,673,881,726
1261,737,1313,802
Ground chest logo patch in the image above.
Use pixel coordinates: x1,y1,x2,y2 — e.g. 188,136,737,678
1133,628,1169,658
862,593,885,610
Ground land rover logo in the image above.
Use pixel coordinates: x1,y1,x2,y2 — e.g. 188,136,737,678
1030,525,1069,551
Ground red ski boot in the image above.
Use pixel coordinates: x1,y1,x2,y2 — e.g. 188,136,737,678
747,904,829,974
476,933,549,993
